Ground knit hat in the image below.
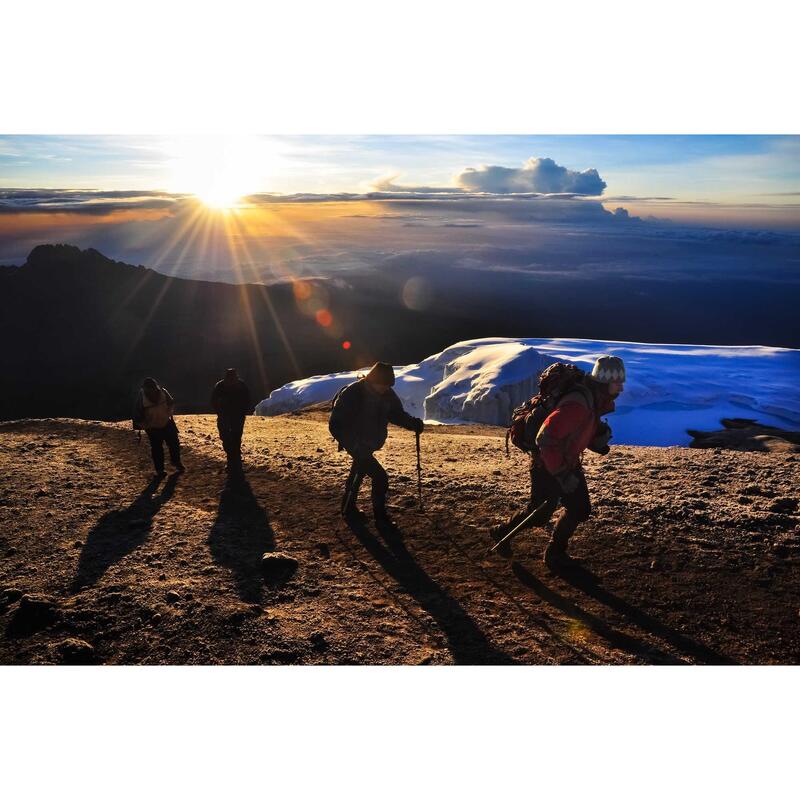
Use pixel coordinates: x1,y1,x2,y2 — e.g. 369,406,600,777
590,355,626,384
365,361,395,386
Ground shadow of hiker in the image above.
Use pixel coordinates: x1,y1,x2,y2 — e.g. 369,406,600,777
551,562,738,665
510,562,681,664
344,515,515,665
512,562,736,665
71,474,179,592
208,471,275,604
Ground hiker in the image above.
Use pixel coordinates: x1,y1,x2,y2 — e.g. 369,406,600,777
133,377,185,478
211,368,252,469
329,362,424,524
490,356,626,568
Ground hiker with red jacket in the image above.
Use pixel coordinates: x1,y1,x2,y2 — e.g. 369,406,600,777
491,356,626,568
329,362,424,525
133,377,185,478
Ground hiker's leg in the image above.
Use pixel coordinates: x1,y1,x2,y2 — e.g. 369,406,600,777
217,417,233,459
495,459,558,535
363,455,389,516
545,470,590,561
147,429,165,474
342,458,365,514
231,416,245,461
347,459,365,495
165,418,182,467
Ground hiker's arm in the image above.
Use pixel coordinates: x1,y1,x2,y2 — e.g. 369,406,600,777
387,392,423,433
164,389,175,416
588,421,612,455
242,385,252,415
536,402,593,475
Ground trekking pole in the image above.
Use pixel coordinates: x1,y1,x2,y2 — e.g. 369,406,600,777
488,497,558,555
415,431,423,510
341,466,360,516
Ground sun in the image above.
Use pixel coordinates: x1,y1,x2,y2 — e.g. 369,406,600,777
166,135,276,210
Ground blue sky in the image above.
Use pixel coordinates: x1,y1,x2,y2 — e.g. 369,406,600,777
1,135,799,206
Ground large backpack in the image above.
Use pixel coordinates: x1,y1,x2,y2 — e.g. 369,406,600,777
505,363,588,455
328,382,356,450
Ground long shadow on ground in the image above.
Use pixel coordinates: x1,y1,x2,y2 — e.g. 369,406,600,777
71,474,179,591
512,562,737,665
344,515,515,665
556,562,737,665
208,471,275,604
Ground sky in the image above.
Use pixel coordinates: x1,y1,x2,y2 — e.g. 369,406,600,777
1,136,799,347
1,134,799,210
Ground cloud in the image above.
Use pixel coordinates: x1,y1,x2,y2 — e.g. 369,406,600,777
455,157,607,195
602,195,675,202
0,188,186,215
370,176,464,194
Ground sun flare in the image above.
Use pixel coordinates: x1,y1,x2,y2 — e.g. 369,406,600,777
166,135,277,210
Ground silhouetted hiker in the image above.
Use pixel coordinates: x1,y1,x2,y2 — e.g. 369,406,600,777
329,361,424,524
490,356,625,567
133,377,185,478
211,368,252,470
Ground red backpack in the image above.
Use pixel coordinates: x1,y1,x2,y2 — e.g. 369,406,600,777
505,363,587,455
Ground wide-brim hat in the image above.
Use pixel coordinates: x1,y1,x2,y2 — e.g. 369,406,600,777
365,361,395,387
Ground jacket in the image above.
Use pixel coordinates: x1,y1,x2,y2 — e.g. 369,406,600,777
133,387,175,431
211,379,252,419
535,386,615,476
329,379,419,454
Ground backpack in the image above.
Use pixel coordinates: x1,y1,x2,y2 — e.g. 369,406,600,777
328,382,355,450
505,363,588,455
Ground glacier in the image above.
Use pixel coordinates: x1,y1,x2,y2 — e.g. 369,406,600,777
254,338,800,446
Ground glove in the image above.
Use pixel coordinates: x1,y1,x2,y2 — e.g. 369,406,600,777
413,418,424,435
555,470,581,495
589,421,612,455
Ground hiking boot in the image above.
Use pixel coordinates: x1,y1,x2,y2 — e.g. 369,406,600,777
543,542,576,570
489,527,513,559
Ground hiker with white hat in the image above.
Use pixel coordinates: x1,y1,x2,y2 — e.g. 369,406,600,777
490,355,625,567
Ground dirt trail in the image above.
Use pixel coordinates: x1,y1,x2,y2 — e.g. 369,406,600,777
1,414,799,664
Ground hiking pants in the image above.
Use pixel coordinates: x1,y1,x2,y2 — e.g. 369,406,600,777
345,451,389,513
146,418,181,473
502,459,591,534
217,414,246,462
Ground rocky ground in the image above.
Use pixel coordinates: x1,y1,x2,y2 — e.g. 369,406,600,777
1,412,799,665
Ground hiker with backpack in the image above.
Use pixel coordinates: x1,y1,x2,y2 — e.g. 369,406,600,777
211,368,252,470
133,377,185,478
491,356,626,568
329,362,424,525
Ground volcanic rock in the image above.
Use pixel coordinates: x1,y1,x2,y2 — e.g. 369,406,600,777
261,553,299,586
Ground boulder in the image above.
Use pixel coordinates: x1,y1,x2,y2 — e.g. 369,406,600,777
261,552,299,586
54,638,96,665
8,593,58,637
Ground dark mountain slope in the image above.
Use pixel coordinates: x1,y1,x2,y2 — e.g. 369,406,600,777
0,245,480,420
